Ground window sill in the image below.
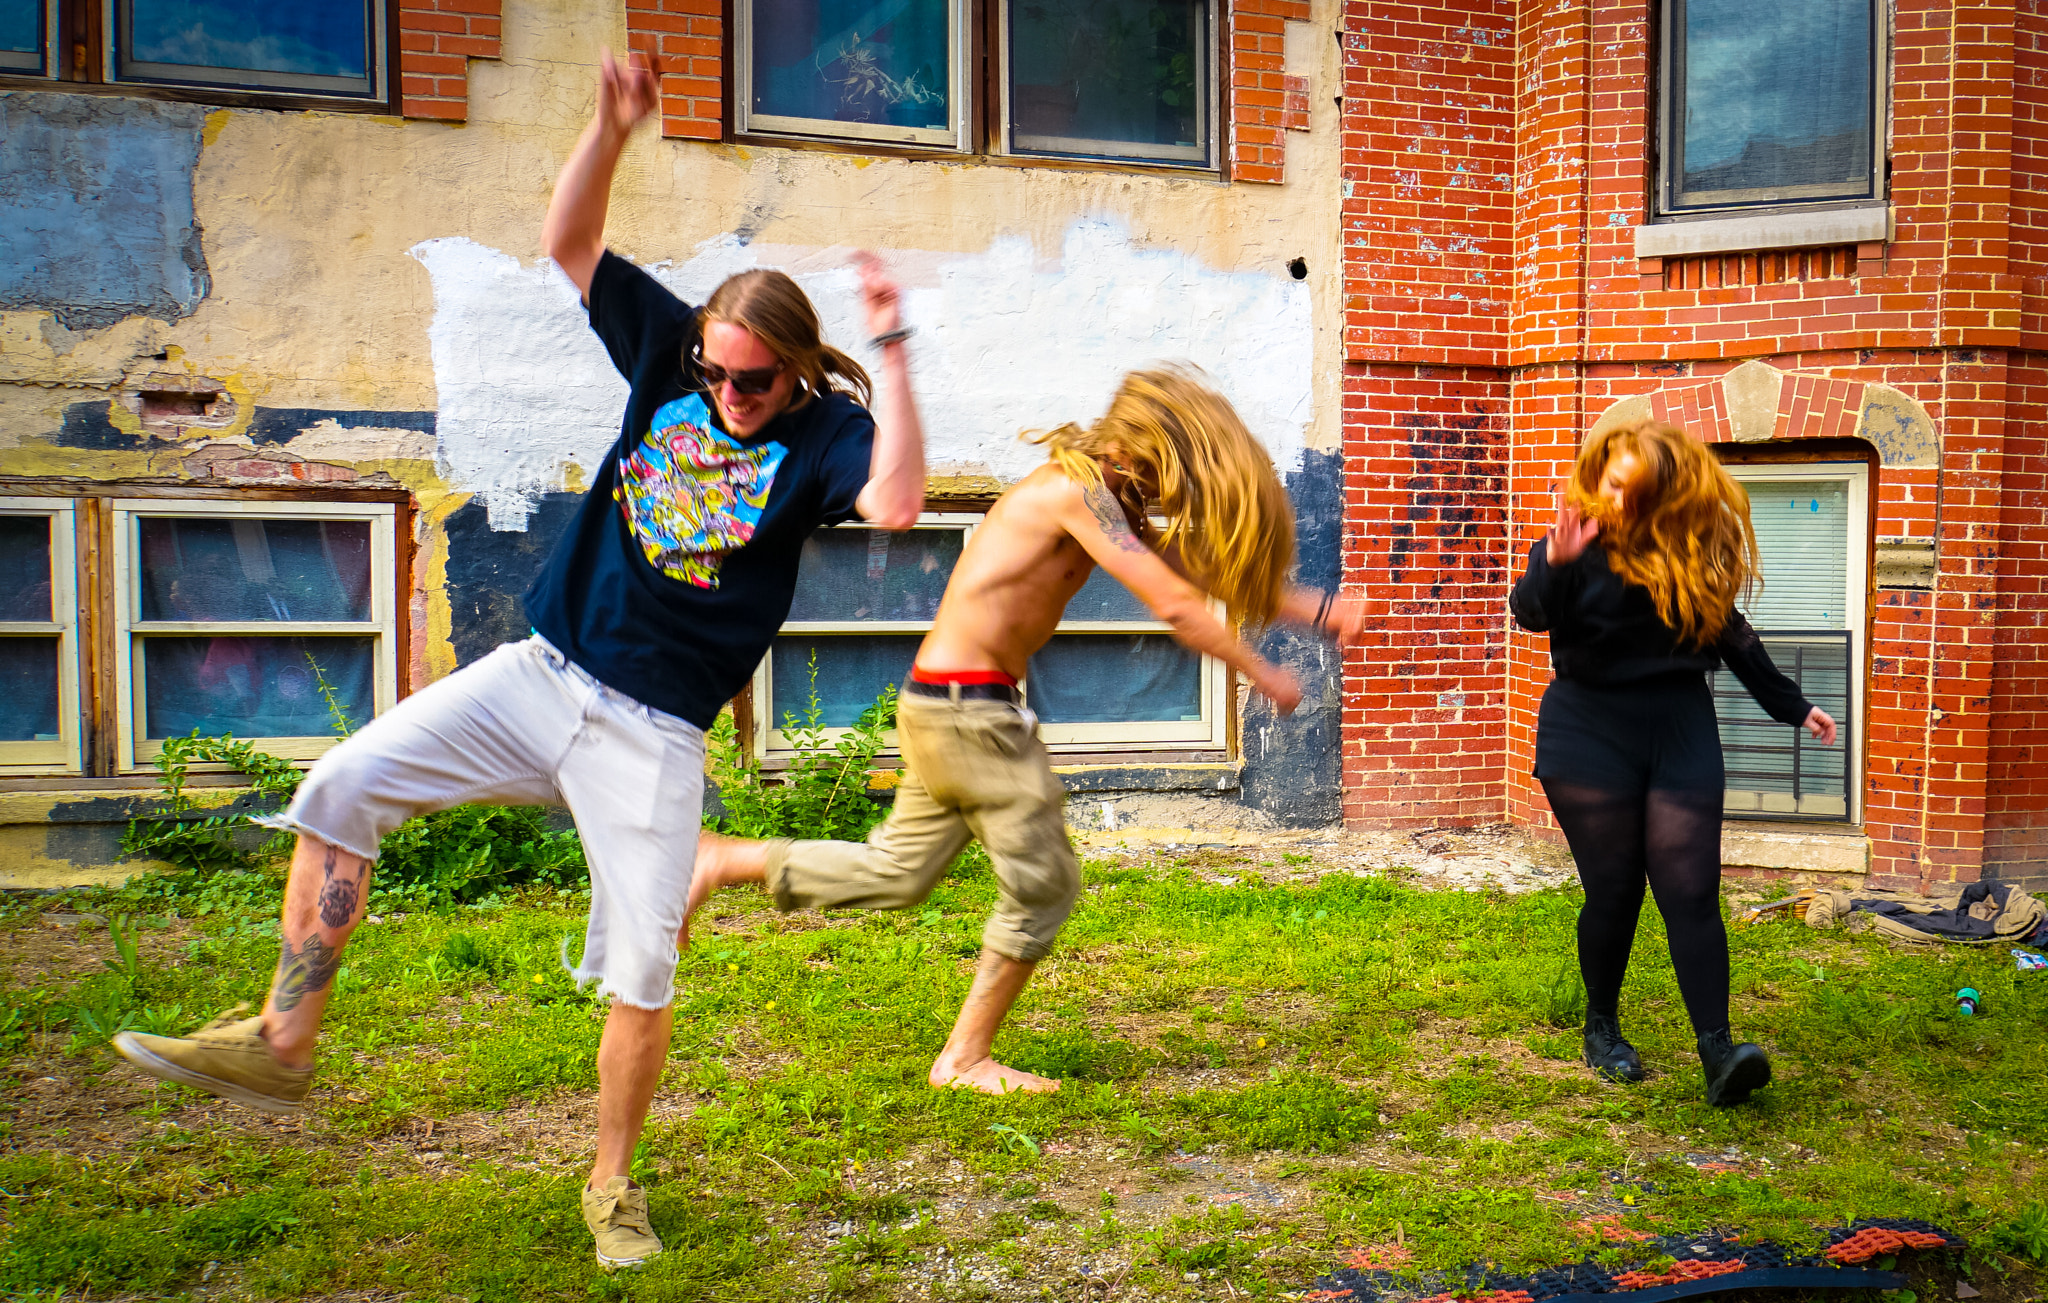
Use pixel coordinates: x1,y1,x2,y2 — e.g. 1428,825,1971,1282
0,75,397,116
1721,820,1869,877
730,131,1222,181
1634,206,1890,259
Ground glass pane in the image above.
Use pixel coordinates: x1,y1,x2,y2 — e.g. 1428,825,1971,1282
138,517,372,623
127,0,370,77
1028,634,1200,724
1714,635,1851,817
0,514,52,622
1675,0,1872,204
0,0,40,58
143,636,374,739
1062,564,1153,623
770,635,920,730
787,527,962,622
0,638,60,742
1010,0,1207,158
751,0,952,133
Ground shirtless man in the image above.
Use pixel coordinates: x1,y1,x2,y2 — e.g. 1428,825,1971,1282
688,367,1364,1094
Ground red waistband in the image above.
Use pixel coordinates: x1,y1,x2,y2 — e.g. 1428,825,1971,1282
910,666,1020,688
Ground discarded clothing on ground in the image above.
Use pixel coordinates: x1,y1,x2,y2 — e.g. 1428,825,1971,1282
1804,881,2045,946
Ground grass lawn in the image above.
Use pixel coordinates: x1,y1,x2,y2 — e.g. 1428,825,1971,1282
2,843,2044,1301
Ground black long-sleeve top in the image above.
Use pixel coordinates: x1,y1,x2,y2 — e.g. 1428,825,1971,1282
1510,540,1815,727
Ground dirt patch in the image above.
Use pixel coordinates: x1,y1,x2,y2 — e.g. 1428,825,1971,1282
0,910,201,991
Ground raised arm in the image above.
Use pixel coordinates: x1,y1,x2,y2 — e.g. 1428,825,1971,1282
851,253,927,531
1059,479,1301,715
542,50,660,301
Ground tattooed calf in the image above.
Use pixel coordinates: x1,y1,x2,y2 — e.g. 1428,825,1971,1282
317,844,367,930
273,934,344,1011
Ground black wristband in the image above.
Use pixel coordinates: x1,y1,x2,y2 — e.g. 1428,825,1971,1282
1314,589,1336,631
870,326,914,349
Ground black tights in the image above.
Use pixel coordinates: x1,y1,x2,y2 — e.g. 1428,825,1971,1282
1540,780,1730,1037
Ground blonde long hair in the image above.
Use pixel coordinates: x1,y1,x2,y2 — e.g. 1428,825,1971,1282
700,270,872,406
1032,366,1294,625
1570,419,1757,647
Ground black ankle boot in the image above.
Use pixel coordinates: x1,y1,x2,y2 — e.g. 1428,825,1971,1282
1697,1028,1771,1107
1582,1011,1644,1082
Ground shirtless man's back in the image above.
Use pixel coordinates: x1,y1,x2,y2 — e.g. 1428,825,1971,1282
690,368,1361,1095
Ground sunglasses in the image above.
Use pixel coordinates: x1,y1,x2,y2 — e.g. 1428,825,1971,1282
692,347,786,396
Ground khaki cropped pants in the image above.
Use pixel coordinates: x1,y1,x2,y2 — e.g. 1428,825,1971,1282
763,691,1081,963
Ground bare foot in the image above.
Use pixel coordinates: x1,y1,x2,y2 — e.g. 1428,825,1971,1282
929,1054,1061,1095
681,832,766,949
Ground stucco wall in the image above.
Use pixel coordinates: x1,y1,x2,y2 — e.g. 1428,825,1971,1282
0,0,1351,877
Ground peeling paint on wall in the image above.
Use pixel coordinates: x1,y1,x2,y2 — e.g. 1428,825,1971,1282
0,93,211,329
410,218,1314,529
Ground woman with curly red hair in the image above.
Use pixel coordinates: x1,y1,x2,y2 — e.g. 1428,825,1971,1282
1512,420,1837,1107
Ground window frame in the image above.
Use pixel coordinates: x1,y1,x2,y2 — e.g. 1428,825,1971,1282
733,0,975,152
0,496,82,777
1722,461,1869,823
0,0,399,113
110,497,400,773
1654,0,1887,221
730,0,1224,175
996,0,1218,168
749,511,1228,759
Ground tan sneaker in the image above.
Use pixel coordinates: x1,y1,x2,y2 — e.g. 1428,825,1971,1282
582,1176,663,1271
111,1004,313,1115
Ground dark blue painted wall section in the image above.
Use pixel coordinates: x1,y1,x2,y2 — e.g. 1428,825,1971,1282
443,493,581,667
1241,448,1344,827
0,92,211,329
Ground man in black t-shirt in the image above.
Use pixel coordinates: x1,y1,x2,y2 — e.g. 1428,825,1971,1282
112,49,930,1273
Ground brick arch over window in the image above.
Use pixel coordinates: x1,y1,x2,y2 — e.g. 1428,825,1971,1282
1586,361,1937,468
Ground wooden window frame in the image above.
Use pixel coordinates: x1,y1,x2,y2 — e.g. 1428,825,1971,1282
1653,0,1886,221
730,0,1223,177
111,497,400,773
0,496,83,777
0,0,400,115
994,0,1218,169
0,482,413,789
750,511,1227,759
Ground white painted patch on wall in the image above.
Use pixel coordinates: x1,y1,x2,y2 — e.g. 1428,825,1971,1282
410,220,1311,529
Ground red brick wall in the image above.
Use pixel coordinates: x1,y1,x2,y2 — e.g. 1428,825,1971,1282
1340,365,1510,827
398,0,501,121
1339,0,1515,360
1231,0,1312,182
627,0,725,141
1336,0,2047,887
1989,1,2048,888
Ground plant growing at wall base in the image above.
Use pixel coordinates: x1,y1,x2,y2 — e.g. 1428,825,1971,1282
705,652,897,843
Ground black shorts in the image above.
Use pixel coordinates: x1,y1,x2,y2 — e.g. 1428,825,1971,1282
1534,674,1724,795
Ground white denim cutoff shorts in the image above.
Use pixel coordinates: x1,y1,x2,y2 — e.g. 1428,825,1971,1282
258,635,704,1010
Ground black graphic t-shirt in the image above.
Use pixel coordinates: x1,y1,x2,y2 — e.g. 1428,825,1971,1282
524,251,875,728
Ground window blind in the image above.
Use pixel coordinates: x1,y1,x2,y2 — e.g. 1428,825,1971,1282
1739,480,1849,629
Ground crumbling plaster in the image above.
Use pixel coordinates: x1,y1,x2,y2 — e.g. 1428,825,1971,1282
0,0,1346,801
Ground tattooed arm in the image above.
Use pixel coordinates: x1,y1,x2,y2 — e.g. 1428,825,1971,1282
1060,477,1301,714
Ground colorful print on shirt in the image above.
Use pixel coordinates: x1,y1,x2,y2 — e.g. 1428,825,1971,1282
615,393,788,588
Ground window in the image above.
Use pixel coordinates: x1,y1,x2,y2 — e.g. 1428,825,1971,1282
751,514,1226,757
1658,0,1882,216
0,498,81,775
735,0,1218,169
112,499,397,770
0,491,403,782
4,0,388,103
1714,463,1869,821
